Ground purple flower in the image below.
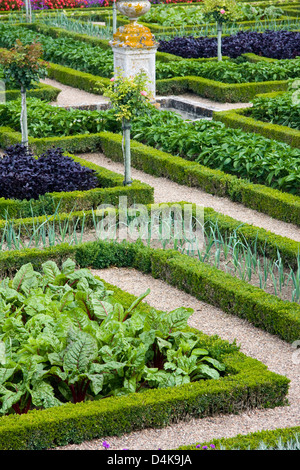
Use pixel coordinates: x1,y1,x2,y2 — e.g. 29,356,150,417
103,441,110,449
202,446,208,450
210,444,216,449
196,445,201,448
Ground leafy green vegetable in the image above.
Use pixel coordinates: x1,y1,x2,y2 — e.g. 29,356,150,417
249,91,300,130
0,260,229,415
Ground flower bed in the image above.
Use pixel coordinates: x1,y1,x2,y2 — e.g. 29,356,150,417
0,0,204,10
0,0,108,10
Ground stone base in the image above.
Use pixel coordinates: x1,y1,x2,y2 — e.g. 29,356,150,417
111,45,157,98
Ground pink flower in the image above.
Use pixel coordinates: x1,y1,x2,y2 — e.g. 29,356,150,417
110,77,115,82
220,8,225,13
140,90,147,96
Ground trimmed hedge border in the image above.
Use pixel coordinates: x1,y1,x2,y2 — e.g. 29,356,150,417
0,81,61,103
0,240,291,449
0,237,299,343
178,425,300,450
1,127,299,227
46,61,110,95
213,107,300,148
156,76,289,103
0,150,154,218
98,131,300,227
139,15,299,35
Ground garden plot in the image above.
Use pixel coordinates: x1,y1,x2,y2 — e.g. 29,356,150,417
52,3,299,37
0,241,291,450
0,24,299,102
0,6,300,452
213,90,300,149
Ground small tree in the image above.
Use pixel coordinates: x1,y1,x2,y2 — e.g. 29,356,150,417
104,70,153,186
0,40,47,147
203,0,242,61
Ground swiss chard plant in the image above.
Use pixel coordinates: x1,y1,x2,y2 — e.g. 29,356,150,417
0,259,229,415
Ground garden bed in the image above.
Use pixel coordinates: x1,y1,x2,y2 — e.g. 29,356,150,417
213,107,300,148
0,147,154,218
0,24,297,102
1,199,300,305
0,126,299,227
0,240,290,450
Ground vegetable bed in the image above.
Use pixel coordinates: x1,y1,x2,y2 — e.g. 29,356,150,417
0,241,290,450
1,103,300,196
158,30,300,59
0,144,154,219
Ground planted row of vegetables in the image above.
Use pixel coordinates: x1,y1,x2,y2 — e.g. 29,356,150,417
158,29,300,59
141,3,286,27
1,24,300,86
1,98,299,195
0,258,232,415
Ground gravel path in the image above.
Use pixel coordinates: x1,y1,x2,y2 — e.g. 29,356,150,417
42,77,251,111
41,78,110,107
54,266,300,451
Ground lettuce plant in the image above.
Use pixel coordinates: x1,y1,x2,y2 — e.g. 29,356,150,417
0,260,228,415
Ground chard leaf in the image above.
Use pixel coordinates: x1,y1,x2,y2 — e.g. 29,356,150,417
61,258,76,275
196,364,221,380
24,294,54,316
165,307,193,330
42,260,61,283
0,366,16,384
31,381,63,409
11,263,37,293
63,332,98,373
87,373,104,395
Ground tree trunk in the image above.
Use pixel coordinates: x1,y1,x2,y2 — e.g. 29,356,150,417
112,0,117,34
20,86,29,148
122,118,132,186
217,22,222,61
25,0,32,23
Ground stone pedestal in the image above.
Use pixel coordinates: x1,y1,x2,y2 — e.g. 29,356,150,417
109,0,158,98
111,43,157,97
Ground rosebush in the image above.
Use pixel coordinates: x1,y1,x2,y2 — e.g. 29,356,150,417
31,0,88,9
0,0,24,10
